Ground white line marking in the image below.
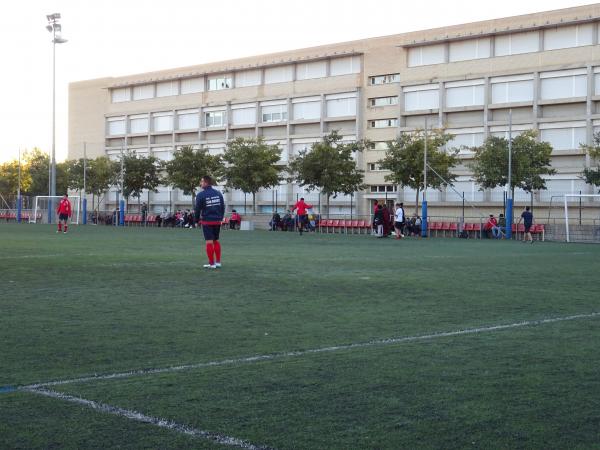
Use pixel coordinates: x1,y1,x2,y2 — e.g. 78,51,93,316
24,388,274,450
23,311,600,390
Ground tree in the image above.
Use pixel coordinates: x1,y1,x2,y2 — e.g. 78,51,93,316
221,137,283,214
289,131,368,216
470,130,555,199
66,159,86,192
87,156,120,212
0,159,32,197
164,145,222,209
377,128,458,215
121,151,164,209
22,148,49,196
581,131,600,191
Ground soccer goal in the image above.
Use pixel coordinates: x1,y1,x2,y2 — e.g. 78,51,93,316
31,196,81,225
548,194,600,243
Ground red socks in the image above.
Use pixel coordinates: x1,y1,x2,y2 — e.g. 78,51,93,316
205,243,215,265
64,225,68,233
214,241,221,263
58,223,62,232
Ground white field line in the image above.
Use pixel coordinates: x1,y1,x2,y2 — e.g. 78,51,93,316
22,311,600,390
24,387,274,450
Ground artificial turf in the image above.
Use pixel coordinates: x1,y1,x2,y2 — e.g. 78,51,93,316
0,223,599,449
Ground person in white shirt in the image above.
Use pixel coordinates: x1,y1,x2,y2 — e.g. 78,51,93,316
394,203,405,239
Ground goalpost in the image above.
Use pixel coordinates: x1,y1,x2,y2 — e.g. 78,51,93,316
549,194,600,243
31,196,81,225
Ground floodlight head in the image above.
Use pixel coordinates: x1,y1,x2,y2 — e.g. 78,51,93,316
53,37,68,44
46,25,53,32
54,23,61,32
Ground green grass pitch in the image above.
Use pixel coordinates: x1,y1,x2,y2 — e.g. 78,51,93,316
1,223,599,449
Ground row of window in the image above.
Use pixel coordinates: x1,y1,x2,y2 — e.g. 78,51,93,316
367,123,590,152
399,68,598,111
111,56,361,103
408,23,597,67
107,94,357,135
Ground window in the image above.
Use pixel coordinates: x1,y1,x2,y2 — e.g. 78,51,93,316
326,94,356,117
370,119,398,128
132,84,154,100
235,70,261,87
107,117,125,135
368,163,383,171
111,87,130,103
264,65,294,84
129,115,149,134
296,61,327,80
370,185,397,193
495,31,539,56
449,38,491,62
207,76,232,91
292,99,321,120
544,24,593,51
407,44,445,67
152,112,173,132
370,74,400,85
540,126,586,150
445,80,484,108
447,132,484,153
540,69,587,100
180,77,204,94
403,84,439,111
330,56,361,76
369,142,388,151
156,81,178,97
205,111,226,127
231,107,256,125
261,104,288,122
370,96,399,107
490,75,534,103
177,109,199,130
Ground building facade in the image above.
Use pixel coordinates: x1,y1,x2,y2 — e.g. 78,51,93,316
69,4,600,218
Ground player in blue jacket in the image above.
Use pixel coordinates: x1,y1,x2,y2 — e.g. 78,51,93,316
195,176,225,269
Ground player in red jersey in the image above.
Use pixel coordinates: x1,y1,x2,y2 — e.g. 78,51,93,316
291,197,313,235
56,194,72,234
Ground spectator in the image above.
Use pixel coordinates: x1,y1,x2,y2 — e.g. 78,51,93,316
282,210,295,231
483,214,497,239
270,212,281,231
141,202,148,224
394,203,405,239
230,210,241,230
382,205,392,237
373,204,384,237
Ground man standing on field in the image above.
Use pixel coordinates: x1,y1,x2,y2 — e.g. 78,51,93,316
518,206,534,243
195,176,225,269
56,194,72,234
291,197,312,235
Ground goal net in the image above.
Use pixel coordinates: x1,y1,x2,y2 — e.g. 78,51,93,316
31,196,81,225
548,194,600,243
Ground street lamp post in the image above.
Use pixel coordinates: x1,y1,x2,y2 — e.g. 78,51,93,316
46,13,67,222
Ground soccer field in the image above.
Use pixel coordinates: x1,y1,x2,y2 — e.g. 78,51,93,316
1,224,599,449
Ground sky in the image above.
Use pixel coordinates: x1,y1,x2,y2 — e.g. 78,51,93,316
0,0,592,163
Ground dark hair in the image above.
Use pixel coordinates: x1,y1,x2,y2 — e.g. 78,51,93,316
202,175,213,185
526,206,530,211
300,197,304,201
63,194,68,197
232,209,237,213
374,200,378,204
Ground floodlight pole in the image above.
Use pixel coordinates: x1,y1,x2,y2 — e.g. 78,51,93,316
82,142,87,224
46,13,67,223
421,118,428,237
17,148,22,223
505,109,514,239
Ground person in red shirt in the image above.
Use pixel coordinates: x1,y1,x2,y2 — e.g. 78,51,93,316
483,214,498,239
291,197,313,235
56,194,72,234
229,210,241,230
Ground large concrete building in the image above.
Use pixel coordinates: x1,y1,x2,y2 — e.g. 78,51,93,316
68,4,600,219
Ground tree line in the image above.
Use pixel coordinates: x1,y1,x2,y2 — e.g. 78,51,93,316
2,129,599,213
